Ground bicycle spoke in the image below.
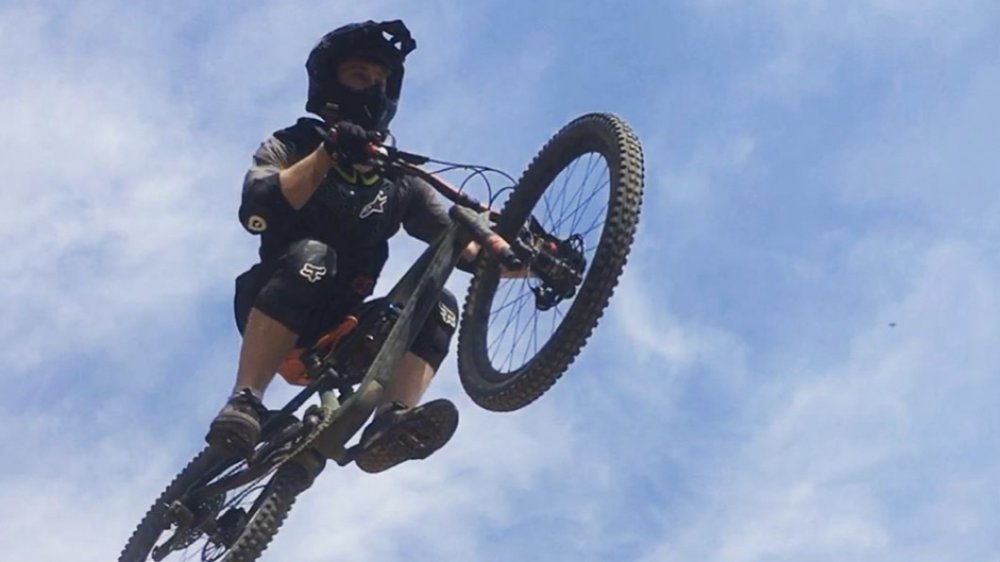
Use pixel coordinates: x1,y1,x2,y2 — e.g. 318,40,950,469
489,278,534,365
489,283,531,320
506,279,536,371
566,175,610,235
553,155,591,229
541,179,557,230
545,157,580,236
482,149,619,377
551,154,599,232
554,154,602,233
488,302,521,364
533,309,541,357
489,293,532,323
581,217,606,242
554,166,607,234
499,280,533,371
522,308,541,368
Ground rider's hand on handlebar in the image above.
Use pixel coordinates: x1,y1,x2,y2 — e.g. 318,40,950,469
499,264,532,278
323,121,379,165
463,241,532,278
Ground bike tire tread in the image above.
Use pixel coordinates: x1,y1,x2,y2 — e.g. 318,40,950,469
223,465,308,562
118,447,222,561
458,113,644,412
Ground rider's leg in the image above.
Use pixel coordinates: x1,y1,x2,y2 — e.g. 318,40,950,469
208,239,338,454
382,352,435,407
240,238,340,388
234,307,298,397
357,290,460,472
380,288,459,409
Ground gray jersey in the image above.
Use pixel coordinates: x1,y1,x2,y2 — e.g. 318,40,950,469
238,117,452,291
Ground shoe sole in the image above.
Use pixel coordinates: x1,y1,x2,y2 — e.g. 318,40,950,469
355,400,459,474
206,411,261,458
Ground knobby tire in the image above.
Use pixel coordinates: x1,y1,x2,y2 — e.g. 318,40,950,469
118,447,309,562
458,113,644,411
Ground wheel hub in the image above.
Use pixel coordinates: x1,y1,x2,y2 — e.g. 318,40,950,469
526,231,587,311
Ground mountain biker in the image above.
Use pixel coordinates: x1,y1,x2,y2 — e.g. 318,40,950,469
206,20,482,473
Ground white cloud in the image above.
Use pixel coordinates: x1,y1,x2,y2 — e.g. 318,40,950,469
7,2,999,561
0,3,602,562
613,262,749,391
691,0,1000,100
0,3,249,377
0,361,575,561
635,235,1000,562
834,61,1000,233
263,402,575,562
617,11,1000,555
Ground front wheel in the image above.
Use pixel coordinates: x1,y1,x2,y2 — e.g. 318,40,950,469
458,113,644,411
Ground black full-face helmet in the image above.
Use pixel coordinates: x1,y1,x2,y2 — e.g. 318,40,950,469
305,20,416,131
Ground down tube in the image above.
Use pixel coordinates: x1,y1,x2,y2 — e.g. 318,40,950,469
313,222,471,459
371,223,469,389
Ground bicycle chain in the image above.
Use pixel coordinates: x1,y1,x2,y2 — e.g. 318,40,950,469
260,402,339,481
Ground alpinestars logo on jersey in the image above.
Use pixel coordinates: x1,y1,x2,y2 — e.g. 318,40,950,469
359,190,388,219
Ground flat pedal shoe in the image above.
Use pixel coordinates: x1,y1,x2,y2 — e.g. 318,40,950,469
355,399,459,474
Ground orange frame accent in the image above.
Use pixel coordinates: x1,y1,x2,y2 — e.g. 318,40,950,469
277,315,359,386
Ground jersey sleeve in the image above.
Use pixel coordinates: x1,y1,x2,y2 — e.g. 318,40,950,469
238,120,323,236
402,175,452,243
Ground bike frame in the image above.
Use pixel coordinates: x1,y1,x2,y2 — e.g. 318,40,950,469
184,161,517,506
296,160,516,465
308,200,475,463
130,113,640,562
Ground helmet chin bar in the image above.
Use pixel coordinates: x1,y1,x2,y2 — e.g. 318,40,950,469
317,81,391,130
306,20,414,130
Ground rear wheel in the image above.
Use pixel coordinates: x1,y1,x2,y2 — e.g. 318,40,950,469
458,113,644,411
119,448,313,562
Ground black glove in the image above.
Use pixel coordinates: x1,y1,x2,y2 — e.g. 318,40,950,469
323,121,377,165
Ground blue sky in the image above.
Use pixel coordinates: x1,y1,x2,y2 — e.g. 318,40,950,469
3,1,1000,560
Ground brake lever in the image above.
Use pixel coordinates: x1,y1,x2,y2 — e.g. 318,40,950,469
365,143,429,166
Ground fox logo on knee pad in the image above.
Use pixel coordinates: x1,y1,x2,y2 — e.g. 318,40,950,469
299,263,328,283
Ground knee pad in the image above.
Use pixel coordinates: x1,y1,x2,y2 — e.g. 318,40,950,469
254,239,338,333
410,288,459,370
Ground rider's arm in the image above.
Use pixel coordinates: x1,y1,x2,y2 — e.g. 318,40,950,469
460,241,531,278
400,177,482,271
240,136,296,235
240,123,332,235
400,175,452,243
277,146,334,210
401,177,525,276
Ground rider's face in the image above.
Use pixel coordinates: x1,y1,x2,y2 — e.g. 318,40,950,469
337,57,390,92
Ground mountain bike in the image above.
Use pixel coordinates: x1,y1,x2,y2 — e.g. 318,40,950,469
118,113,644,561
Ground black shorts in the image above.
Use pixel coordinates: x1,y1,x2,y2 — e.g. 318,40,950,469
234,262,458,369
234,262,364,346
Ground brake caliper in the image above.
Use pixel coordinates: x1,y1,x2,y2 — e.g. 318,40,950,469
518,217,587,311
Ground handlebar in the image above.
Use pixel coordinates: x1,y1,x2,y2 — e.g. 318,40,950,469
322,123,501,219
448,206,523,270
327,126,517,265
364,142,502,221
